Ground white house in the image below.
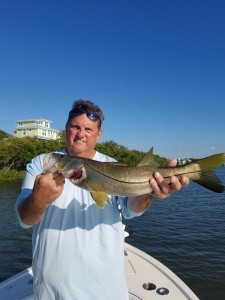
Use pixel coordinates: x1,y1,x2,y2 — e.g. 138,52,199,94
14,119,60,140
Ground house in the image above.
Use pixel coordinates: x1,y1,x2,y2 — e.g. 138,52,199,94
14,119,60,140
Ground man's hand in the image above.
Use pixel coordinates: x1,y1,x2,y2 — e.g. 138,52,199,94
150,159,189,199
129,159,189,212
18,172,65,225
32,172,65,205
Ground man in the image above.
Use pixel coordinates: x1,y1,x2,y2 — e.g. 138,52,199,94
15,99,189,300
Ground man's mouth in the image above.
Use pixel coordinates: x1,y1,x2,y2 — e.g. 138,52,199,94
73,139,85,143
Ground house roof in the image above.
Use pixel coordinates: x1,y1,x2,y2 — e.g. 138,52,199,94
16,119,52,123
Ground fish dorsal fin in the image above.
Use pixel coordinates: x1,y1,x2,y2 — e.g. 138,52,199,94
90,191,112,208
137,147,160,167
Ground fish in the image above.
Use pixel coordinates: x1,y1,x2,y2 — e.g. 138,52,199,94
43,149,225,208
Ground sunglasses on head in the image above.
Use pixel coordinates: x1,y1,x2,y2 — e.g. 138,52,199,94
68,107,102,127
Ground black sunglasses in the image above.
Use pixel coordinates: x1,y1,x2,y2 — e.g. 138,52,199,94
68,107,102,127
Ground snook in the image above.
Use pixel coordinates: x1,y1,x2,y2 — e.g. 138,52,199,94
43,151,225,208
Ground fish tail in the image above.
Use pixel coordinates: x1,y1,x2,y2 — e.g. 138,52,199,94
194,153,225,193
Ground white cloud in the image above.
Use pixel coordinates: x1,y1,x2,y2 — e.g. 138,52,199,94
209,146,216,151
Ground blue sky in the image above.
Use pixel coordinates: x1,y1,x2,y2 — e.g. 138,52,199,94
1,0,225,159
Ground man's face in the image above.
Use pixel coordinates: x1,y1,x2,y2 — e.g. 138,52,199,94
66,113,102,158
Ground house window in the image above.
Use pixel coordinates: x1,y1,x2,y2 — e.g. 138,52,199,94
45,122,49,128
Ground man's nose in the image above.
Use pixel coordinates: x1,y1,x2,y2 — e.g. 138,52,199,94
77,129,85,138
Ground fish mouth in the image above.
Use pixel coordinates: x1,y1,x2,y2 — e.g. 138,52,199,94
69,166,87,184
70,169,83,180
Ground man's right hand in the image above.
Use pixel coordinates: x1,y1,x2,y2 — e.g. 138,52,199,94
18,172,65,226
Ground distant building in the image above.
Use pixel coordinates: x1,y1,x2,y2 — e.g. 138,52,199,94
14,119,60,140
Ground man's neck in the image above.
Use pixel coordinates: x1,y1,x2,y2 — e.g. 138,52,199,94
66,148,96,159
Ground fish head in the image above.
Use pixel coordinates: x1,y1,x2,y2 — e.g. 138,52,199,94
54,156,87,184
43,153,65,173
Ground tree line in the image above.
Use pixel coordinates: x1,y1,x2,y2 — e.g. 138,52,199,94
0,130,166,181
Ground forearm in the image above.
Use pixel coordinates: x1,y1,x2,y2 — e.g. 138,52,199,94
18,193,49,226
129,194,153,213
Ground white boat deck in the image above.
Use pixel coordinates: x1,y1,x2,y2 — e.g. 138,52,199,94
0,243,199,300
125,243,199,300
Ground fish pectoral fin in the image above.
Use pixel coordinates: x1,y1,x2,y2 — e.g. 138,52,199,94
194,173,224,193
90,191,111,208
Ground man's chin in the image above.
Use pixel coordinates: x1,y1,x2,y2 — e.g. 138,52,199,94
67,144,86,156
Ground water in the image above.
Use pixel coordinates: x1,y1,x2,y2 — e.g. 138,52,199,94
0,182,32,282
0,168,225,300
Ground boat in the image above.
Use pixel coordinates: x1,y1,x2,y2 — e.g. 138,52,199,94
0,242,199,300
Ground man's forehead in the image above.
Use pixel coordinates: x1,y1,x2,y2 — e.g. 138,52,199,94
68,114,100,128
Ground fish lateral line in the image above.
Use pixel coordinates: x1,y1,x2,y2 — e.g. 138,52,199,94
85,162,152,184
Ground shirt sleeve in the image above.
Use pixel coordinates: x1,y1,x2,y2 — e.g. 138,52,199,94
113,196,144,219
15,154,45,228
